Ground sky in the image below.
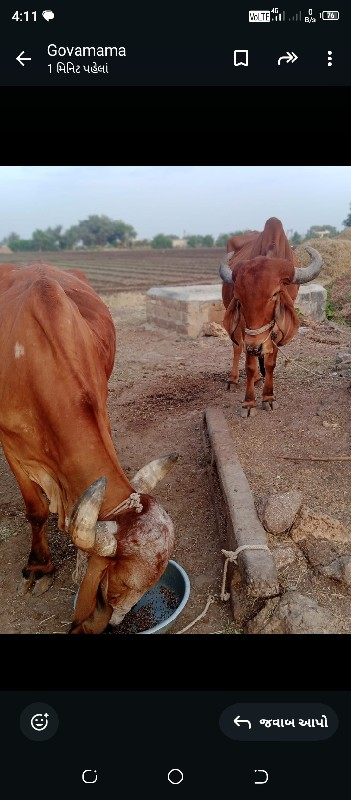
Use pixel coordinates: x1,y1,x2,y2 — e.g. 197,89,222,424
0,166,350,241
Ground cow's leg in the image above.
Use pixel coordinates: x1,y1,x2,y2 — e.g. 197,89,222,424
262,349,279,410
227,341,242,389
6,459,54,595
242,354,259,417
227,344,262,391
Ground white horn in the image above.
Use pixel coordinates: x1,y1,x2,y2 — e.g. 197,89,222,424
291,246,323,284
69,476,117,556
132,452,178,493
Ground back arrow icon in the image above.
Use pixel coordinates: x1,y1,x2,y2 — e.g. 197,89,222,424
278,51,298,65
233,715,252,729
16,51,32,66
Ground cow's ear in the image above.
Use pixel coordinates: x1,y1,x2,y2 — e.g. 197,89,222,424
223,297,242,345
274,289,299,346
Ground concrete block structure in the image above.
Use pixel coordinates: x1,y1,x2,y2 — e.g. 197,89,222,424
146,283,327,338
295,284,327,322
146,285,224,337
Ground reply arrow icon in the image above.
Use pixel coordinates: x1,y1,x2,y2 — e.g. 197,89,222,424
233,715,252,729
16,51,32,67
278,51,298,65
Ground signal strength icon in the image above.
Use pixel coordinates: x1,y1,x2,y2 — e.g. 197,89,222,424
327,50,333,66
288,10,302,20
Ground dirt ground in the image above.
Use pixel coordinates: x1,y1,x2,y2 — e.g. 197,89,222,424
1,291,351,634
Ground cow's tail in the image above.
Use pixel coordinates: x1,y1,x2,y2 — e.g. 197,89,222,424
258,354,266,377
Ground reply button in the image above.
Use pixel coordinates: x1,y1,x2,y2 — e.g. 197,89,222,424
219,704,338,741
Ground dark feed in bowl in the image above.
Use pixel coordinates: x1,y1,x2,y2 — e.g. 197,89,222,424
105,586,179,634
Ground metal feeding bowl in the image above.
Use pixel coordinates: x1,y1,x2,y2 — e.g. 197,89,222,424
73,559,190,634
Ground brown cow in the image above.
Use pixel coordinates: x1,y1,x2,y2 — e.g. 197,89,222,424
0,261,177,633
219,217,323,416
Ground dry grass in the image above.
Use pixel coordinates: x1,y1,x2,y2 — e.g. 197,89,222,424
336,227,351,240
296,237,351,286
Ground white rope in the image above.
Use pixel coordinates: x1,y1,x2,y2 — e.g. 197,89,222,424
174,595,215,634
272,339,323,376
220,545,270,601
245,320,274,336
102,491,143,518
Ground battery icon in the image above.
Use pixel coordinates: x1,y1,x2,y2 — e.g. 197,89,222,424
321,10,339,19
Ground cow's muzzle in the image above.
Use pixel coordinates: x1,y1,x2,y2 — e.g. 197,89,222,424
245,343,263,356
244,319,275,356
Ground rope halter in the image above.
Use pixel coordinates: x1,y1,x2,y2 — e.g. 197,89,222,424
102,492,143,519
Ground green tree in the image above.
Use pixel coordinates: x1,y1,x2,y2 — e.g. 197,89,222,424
289,231,303,246
186,235,201,248
77,215,137,247
133,238,151,247
202,235,214,247
9,239,37,251
31,226,64,250
304,224,339,240
2,231,21,246
186,235,213,247
215,230,253,247
60,225,81,249
216,233,231,247
343,204,351,227
151,234,173,249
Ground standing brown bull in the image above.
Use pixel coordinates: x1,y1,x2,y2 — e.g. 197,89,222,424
219,217,323,417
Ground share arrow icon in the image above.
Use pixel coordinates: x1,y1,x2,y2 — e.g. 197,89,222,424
278,51,298,65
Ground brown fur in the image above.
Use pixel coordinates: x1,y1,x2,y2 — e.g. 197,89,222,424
221,218,302,406
0,262,175,633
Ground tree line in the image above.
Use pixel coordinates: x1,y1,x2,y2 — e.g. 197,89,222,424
1,216,137,251
2,211,351,252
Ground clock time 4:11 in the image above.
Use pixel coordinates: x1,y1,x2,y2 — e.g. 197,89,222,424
12,10,37,21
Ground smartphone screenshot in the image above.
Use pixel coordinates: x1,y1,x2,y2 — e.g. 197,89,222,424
0,4,350,643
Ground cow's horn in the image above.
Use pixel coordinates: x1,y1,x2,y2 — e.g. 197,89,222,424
219,252,235,285
132,452,178,493
69,477,117,556
291,246,323,284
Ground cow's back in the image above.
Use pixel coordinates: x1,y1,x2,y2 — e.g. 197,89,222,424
0,262,116,378
0,262,119,529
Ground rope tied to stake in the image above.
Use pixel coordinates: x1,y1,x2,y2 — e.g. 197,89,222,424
220,545,270,601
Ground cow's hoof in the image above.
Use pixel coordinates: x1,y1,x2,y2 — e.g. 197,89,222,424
17,575,35,595
226,379,239,391
241,406,257,418
262,400,278,411
31,574,54,596
18,572,54,596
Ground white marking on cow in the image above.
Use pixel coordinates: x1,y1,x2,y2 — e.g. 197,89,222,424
14,342,25,358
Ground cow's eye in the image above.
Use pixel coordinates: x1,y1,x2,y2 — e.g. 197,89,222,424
272,292,278,300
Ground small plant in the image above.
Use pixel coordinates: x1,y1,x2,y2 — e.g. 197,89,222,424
295,306,304,321
325,299,336,320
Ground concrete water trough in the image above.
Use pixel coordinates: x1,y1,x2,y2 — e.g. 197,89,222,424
146,283,327,337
